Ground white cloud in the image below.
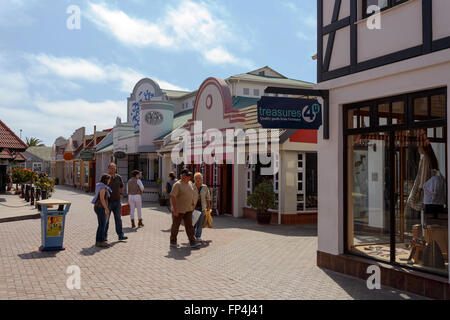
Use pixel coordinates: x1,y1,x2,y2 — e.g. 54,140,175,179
204,47,253,69
0,99,126,145
89,3,174,47
28,54,188,92
33,54,107,81
0,70,30,107
87,1,251,67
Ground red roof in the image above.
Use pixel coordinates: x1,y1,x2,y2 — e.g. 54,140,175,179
14,152,27,162
0,120,27,151
0,149,13,159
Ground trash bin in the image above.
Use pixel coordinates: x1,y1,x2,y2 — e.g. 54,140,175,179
36,199,71,252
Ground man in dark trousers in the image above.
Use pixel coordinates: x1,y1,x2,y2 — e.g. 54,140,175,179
170,169,201,249
107,163,128,241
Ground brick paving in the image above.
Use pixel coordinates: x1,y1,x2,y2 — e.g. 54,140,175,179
0,186,427,300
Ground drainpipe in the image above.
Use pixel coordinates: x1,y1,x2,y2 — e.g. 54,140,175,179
278,158,282,225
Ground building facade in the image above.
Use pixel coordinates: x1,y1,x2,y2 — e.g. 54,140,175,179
316,0,450,298
0,120,27,192
23,146,52,174
104,66,318,224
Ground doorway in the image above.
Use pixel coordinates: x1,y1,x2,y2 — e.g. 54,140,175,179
220,164,233,215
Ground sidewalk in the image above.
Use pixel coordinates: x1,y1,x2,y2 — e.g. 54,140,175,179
0,191,41,223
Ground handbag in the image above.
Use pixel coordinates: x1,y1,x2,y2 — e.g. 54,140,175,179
202,209,213,229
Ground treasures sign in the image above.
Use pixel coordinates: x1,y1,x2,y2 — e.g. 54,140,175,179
257,97,322,130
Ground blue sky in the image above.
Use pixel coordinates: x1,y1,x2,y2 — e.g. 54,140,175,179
0,0,317,145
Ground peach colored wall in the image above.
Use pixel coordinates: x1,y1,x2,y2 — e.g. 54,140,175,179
329,26,351,71
357,0,422,63
433,0,450,41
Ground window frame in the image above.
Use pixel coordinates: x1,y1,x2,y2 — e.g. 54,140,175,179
362,0,410,19
343,87,448,277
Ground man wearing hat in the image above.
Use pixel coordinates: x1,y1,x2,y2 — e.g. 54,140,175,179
127,170,145,228
169,169,201,249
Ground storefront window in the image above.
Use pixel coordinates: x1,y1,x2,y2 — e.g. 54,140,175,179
345,88,448,277
84,163,89,184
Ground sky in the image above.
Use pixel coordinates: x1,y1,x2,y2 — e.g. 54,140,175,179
0,0,317,146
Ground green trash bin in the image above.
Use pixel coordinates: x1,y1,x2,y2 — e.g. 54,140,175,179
37,199,71,252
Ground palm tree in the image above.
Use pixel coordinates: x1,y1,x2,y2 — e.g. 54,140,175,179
26,137,45,147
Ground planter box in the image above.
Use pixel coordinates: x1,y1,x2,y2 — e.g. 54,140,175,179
243,207,317,225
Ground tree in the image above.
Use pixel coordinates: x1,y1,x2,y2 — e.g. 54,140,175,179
26,137,45,147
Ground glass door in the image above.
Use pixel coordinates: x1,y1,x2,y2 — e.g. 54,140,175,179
394,128,448,276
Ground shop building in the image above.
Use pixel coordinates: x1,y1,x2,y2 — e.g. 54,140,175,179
315,0,450,298
0,120,27,192
50,127,108,191
104,67,318,223
154,67,318,224
23,146,52,174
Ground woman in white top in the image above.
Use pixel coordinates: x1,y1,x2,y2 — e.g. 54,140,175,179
127,170,145,228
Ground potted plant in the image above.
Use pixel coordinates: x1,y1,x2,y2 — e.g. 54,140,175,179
247,179,276,225
157,178,167,206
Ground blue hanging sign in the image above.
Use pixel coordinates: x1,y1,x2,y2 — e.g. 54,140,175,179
257,97,322,130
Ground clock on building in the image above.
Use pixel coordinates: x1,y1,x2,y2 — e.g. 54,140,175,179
145,111,164,126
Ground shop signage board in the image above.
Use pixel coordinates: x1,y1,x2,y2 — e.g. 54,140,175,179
114,151,126,159
80,150,95,161
257,97,322,130
63,153,74,161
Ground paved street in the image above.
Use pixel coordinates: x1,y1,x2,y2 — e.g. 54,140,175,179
0,186,426,300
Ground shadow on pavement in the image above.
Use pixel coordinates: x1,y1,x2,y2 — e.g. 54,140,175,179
211,215,318,238
321,269,428,300
80,241,122,256
18,250,59,260
122,227,138,234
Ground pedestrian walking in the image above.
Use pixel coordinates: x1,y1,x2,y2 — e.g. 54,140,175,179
91,174,111,248
128,170,144,228
169,169,201,249
193,172,211,242
106,163,128,241
164,172,177,212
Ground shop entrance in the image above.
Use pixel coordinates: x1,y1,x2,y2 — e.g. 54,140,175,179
0,165,6,193
220,164,233,215
345,87,448,277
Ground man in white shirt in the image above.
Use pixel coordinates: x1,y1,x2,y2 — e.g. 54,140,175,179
127,170,145,228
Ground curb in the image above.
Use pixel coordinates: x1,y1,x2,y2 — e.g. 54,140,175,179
0,213,41,224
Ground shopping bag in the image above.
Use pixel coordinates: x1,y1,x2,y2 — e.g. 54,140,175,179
192,210,202,226
121,203,130,216
202,209,213,229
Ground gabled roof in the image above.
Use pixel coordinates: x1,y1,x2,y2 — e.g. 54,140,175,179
24,146,52,161
232,96,260,110
0,120,27,151
247,66,287,79
95,131,113,153
227,72,314,88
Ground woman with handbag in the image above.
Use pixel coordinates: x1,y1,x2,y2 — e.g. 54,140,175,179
91,174,112,248
193,172,211,242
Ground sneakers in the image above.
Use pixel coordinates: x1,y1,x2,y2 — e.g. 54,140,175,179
190,241,201,249
170,242,179,249
119,235,128,241
95,242,110,248
196,238,203,243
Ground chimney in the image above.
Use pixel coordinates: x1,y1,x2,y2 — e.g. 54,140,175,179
94,125,97,147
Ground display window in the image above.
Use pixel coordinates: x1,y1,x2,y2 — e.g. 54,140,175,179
345,88,448,277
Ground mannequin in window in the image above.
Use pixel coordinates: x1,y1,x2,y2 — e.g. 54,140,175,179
407,143,439,213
